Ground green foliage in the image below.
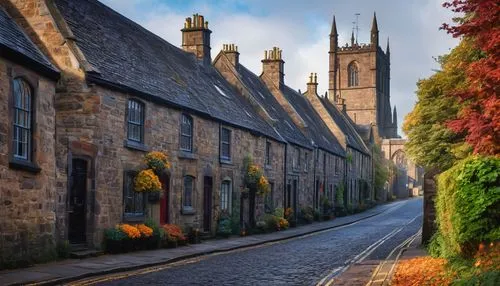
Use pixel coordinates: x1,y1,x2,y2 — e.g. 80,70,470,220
56,240,70,259
335,183,344,207
217,212,232,237
299,206,314,223
372,145,391,199
403,39,480,170
104,227,127,241
263,214,279,231
435,156,500,258
454,271,500,286
145,218,164,240
274,208,284,218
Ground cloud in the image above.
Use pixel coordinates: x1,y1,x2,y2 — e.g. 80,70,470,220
100,0,459,136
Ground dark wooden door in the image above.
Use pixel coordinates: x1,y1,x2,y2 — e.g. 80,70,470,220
203,176,213,232
292,179,298,219
160,176,169,225
69,158,87,244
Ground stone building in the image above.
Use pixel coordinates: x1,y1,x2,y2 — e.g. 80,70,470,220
0,0,404,265
327,14,397,141
1,0,287,257
0,6,59,265
302,75,373,207
248,47,347,213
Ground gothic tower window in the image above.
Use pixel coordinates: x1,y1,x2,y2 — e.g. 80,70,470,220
348,62,359,87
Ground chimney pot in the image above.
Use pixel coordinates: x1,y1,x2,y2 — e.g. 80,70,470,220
181,13,212,64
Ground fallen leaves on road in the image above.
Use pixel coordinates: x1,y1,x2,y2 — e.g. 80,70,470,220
392,257,454,286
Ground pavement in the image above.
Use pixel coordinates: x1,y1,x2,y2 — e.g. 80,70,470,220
335,226,425,286
0,200,409,286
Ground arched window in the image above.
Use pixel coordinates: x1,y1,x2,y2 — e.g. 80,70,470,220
180,114,193,152
127,99,145,143
348,62,359,87
13,78,33,161
183,176,194,208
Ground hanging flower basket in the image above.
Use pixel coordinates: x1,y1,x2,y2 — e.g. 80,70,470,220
144,151,171,175
134,169,162,193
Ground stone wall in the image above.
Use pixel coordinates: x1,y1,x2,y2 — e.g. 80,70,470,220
0,58,57,266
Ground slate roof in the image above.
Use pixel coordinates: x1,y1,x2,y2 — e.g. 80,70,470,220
280,86,345,157
235,64,312,149
0,7,59,79
320,98,370,155
53,0,283,142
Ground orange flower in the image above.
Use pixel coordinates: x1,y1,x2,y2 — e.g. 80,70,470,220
136,224,153,237
119,224,141,239
162,224,186,242
144,151,171,172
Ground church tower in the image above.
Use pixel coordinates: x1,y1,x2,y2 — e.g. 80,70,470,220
328,13,395,140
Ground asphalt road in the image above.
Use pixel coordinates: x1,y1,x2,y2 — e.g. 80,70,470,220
98,198,422,286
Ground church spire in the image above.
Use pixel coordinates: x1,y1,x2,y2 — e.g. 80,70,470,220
386,37,390,55
330,15,338,37
351,30,355,46
370,12,379,46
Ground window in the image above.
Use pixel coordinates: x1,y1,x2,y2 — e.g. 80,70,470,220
183,176,194,208
127,99,144,143
220,127,231,161
220,180,231,212
265,141,272,166
348,62,359,87
123,171,145,218
180,114,193,152
292,147,300,170
304,152,309,171
12,78,33,161
265,182,274,213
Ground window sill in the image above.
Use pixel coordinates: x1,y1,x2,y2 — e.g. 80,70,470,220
264,165,272,170
181,207,195,215
178,151,198,160
9,159,41,173
220,158,232,165
123,214,145,223
124,140,150,152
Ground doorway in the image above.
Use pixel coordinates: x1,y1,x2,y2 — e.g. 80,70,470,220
203,176,213,232
160,175,170,225
69,158,87,244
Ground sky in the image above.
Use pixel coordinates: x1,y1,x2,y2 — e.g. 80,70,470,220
101,0,459,136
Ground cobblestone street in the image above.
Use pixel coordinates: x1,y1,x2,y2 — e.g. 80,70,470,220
97,199,422,286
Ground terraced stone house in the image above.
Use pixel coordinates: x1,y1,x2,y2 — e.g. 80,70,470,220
0,0,383,264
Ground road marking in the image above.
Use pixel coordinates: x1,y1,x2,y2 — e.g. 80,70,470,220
316,213,421,286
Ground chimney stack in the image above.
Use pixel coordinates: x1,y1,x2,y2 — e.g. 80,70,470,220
222,43,239,66
181,13,212,64
306,72,318,96
261,47,285,89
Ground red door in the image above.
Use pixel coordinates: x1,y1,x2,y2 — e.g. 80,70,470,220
160,176,169,225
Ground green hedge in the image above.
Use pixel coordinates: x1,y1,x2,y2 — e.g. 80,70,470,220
433,156,500,258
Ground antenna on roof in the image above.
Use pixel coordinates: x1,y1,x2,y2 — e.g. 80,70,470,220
354,13,360,44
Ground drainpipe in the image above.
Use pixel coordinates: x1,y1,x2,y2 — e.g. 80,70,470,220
313,147,317,210
283,143,288,209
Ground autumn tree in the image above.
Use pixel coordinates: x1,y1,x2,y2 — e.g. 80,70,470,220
442,0,500,155
403,39,480,170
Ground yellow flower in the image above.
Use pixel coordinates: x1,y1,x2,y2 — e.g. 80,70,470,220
134,169,162,192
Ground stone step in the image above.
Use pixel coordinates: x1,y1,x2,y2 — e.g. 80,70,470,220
69,249,104,259
199,231,214,240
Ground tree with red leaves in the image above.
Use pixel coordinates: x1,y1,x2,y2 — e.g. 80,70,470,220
442,0,500,155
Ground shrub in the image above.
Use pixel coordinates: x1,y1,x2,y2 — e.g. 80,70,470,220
300,206,314,223
263,214,280,232
217,212,232,238
284,208,294,221
436,156,500,258
313,209,321,221
162,224,186,242
274,208,284,218
278,218,289,230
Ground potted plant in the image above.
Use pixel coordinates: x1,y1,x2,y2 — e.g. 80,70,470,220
104,227,127,254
